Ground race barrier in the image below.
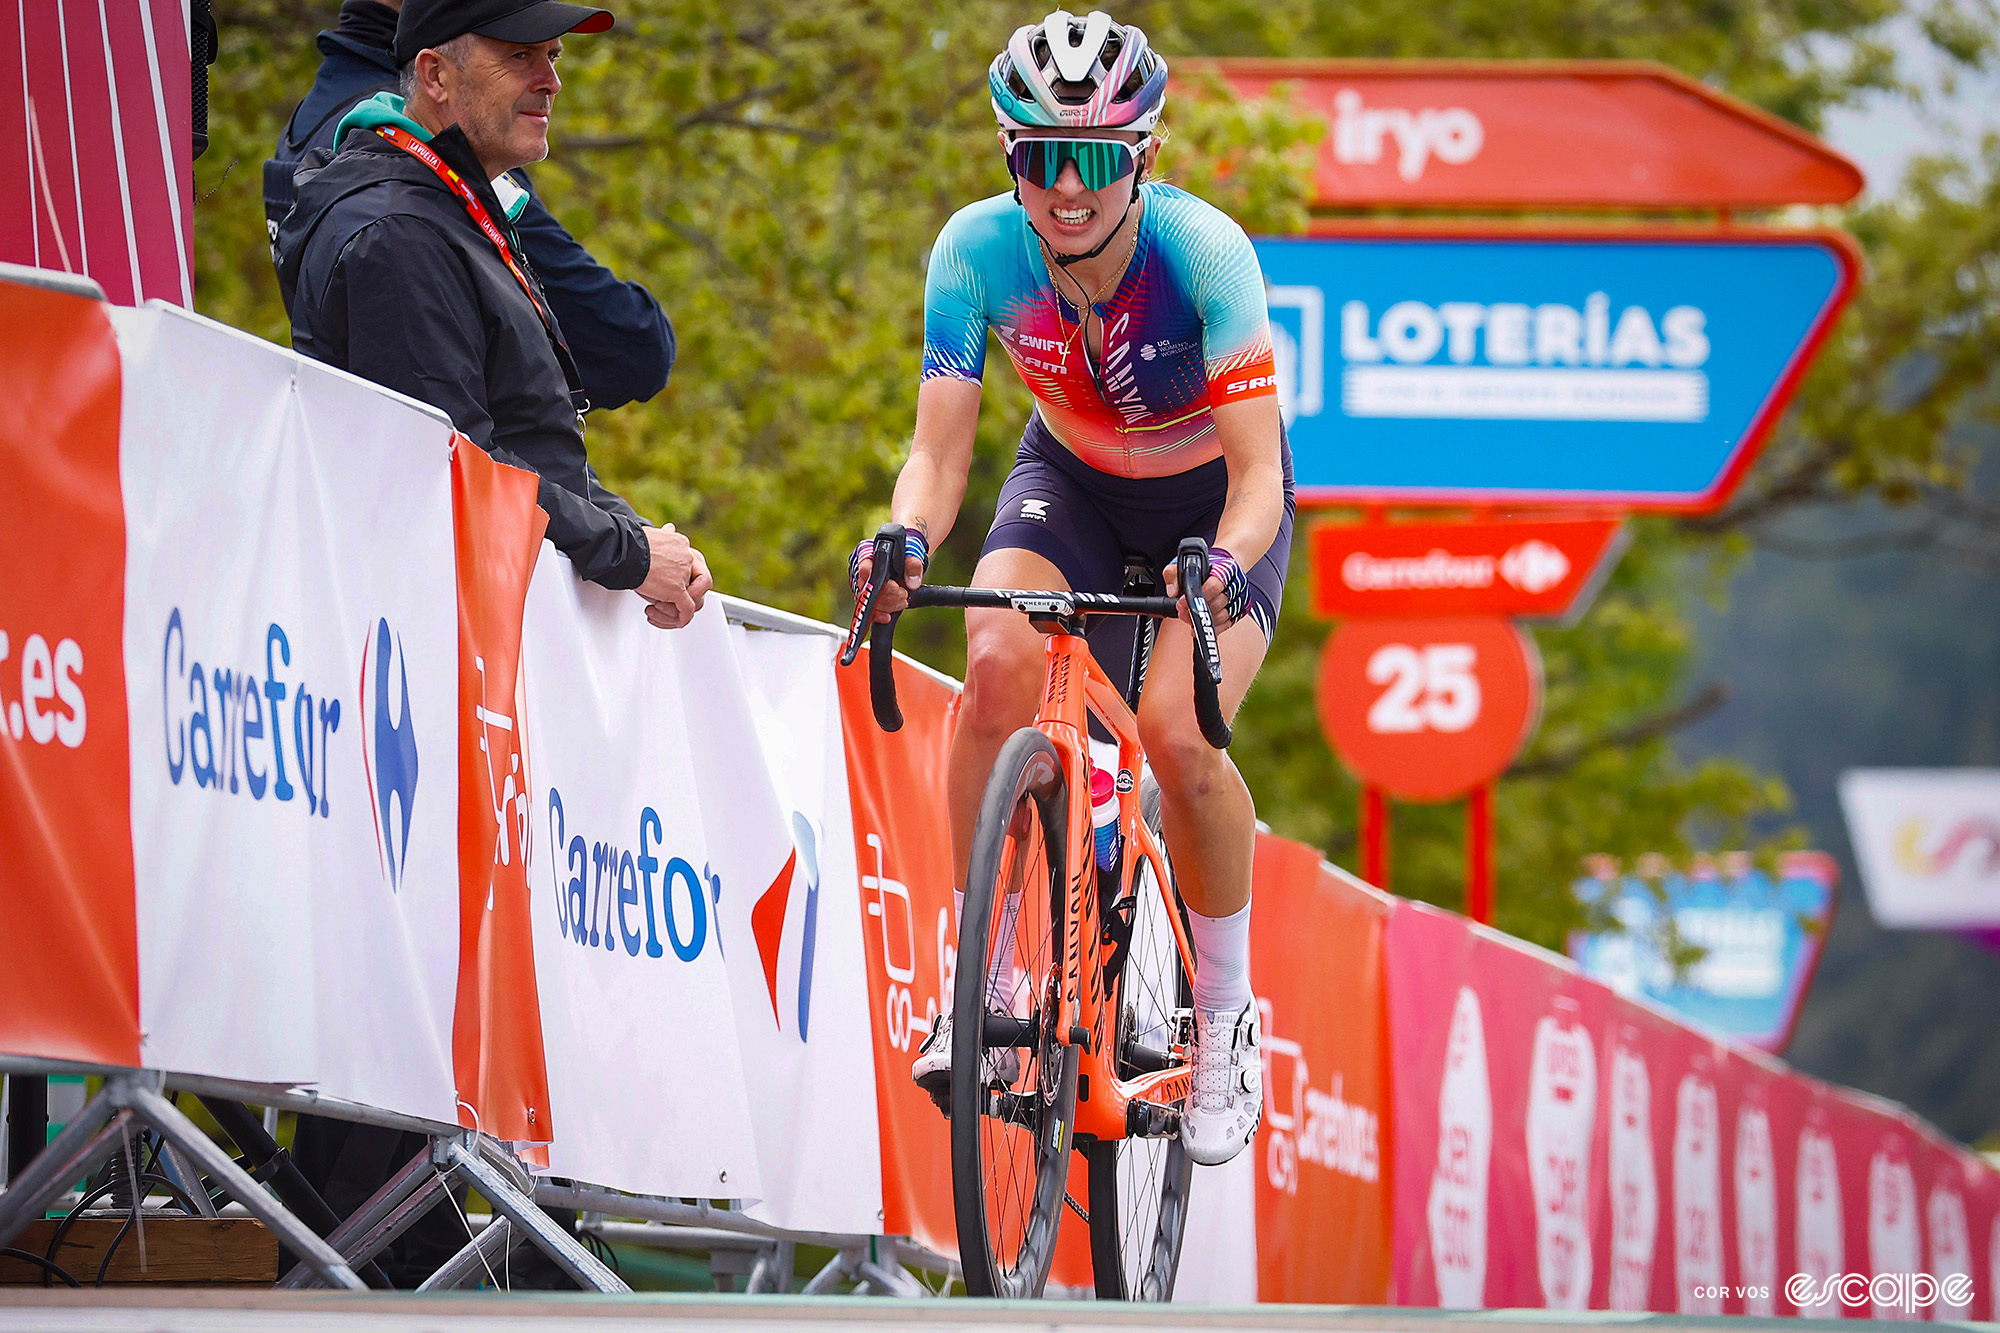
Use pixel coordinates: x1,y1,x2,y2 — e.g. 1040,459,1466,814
5,272,2000,1311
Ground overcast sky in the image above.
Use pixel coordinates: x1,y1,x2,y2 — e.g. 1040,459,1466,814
1820,18,2000,196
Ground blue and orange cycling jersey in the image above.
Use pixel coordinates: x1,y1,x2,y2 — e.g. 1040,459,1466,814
921,183,1278,479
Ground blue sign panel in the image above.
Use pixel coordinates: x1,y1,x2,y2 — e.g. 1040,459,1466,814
1255,232,1855,509
1567,854,1836,1051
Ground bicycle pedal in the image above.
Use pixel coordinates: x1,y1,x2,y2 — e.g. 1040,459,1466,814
928,1085,952,1119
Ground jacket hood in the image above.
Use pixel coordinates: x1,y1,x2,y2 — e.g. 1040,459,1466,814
334,93,530,221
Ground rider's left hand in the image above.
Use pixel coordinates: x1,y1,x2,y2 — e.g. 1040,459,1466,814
1162,547,1248,631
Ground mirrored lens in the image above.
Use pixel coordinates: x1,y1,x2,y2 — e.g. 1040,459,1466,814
1007,138,1138,191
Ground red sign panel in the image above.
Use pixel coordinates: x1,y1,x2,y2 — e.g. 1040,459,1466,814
1182,60,1863,210
1316,618,1541,802
1312,517,1626,621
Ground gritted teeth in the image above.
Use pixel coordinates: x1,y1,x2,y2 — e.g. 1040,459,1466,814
1054,207,1092,224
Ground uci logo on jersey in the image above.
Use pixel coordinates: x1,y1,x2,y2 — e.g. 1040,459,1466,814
362,617,419,891
751,812,823,1042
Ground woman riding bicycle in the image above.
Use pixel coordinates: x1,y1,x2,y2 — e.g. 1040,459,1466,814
853,7,1294,1167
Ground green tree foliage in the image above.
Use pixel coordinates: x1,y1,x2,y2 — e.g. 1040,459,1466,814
193,0,1995,949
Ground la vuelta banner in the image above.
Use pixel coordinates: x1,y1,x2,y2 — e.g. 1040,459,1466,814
517,566,763,1199
0,279,140,1068
1249,839,1393,1303
114,302,463,1124
837,650,961,1257
449,436,551,1143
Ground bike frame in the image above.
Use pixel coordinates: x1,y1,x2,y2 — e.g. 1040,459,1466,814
1020,628,1196,1143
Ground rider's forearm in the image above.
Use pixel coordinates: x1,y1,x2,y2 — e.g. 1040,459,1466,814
1213,458,1285,569
1210,394,1285,568
891,376,983,554
890,446,969,552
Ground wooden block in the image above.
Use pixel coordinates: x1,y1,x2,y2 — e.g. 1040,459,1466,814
0,1217,277,1285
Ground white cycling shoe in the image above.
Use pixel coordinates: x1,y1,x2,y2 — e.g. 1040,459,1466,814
1181,1001,1263,1165
911,1013,1022,1101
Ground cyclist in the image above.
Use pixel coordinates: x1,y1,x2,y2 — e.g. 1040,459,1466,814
853,8,1293,1167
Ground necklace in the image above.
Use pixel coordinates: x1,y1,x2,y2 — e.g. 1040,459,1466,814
1038,199,1143,374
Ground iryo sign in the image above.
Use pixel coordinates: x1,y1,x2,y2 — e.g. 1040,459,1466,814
1259,227,1858,510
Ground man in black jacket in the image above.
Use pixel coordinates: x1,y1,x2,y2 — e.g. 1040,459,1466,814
275,0,708,625
265,0,674,416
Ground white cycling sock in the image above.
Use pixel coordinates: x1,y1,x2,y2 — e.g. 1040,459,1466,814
956,888,1024,1011
1188,901,1253,1016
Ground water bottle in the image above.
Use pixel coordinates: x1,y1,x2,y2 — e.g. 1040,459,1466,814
1090,764,1122,872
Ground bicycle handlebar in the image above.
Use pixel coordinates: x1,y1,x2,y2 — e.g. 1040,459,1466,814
839,523,1232,748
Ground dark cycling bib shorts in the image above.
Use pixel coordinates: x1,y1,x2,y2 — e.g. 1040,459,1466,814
984,415,1296,645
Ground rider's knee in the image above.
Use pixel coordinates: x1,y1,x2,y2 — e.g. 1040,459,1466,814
961,632,1041,735
1139,710,1225,792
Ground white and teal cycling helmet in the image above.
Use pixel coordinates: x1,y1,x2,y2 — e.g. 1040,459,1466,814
989,10,1168,133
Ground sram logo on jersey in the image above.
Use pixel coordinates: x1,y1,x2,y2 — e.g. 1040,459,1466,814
1224,374,1279,396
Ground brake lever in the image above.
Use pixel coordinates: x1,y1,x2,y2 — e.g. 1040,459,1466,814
839,525,903,668
1176,537,1232,749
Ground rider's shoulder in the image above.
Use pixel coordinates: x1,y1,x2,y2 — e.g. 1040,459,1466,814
1141,182,1253,245
935,191,1026,254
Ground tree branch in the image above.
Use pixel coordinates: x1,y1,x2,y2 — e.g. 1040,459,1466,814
1507,682,1731,779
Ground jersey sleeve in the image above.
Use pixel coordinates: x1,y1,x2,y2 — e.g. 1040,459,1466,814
1187,209,1278,406
920,212,991,384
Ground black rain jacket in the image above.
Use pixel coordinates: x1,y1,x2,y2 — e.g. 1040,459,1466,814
263,0,674,411
274,124,651,589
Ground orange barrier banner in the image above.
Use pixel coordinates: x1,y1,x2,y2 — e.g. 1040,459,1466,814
449,435,553,1143
0,281,140,1068
1250,836,1393,1302
837,651,961,1257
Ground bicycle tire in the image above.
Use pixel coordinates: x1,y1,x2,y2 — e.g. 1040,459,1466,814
952,726,1078,1299
1086,777,1194,1300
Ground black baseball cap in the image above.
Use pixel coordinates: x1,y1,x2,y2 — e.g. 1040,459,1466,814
394,0,614,68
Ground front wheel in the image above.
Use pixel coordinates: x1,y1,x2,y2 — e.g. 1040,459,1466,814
1087,777,1193,1300
952,727,1077,1298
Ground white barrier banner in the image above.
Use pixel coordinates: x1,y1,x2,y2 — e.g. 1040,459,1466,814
726,622,883,1234
114,305,462,1122
520,557,762,1197
1841,768,2000,928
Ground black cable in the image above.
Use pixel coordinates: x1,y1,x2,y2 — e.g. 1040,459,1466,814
95,1208,135,1287
1,1247,80,1287
42,1171,201,1286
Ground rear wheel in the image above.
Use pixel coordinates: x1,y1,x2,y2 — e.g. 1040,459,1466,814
952,727,1077,1298
1087,778,1194,1300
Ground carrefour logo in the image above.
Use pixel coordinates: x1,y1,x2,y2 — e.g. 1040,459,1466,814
750,812,822,1042
361,619,419,890
547,788,713,962
161,610,340,814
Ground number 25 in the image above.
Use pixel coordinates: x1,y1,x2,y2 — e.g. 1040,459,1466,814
1366,643,1480,734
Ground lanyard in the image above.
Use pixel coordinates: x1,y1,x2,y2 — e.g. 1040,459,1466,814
375,125,588,413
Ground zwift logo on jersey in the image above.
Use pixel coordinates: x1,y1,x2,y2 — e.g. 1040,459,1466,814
751,812,823,1042
361,618,419,891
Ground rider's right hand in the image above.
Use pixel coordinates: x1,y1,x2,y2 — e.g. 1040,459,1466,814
850,533,929,624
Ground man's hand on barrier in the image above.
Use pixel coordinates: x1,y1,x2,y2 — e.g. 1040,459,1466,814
639,524,711,630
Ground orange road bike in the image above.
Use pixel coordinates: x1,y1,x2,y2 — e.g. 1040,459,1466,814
841,523,1233,1300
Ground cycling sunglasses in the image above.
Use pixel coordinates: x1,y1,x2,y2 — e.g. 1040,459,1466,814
1005,135,1150,192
